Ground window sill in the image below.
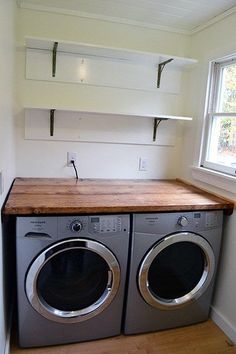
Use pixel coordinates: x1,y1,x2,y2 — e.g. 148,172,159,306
191,166,236,195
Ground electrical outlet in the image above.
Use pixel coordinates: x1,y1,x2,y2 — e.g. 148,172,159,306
139,158,149,171
0,170,4,195
67,152,77,167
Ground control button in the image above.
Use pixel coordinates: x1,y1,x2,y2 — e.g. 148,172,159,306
177,216,189,227
70,221,83,233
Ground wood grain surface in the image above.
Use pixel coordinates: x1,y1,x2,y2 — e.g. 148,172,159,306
3,178,234,215
11,320,236,354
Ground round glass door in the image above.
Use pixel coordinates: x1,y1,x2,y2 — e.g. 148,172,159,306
138,232,215,310
25,238,120,323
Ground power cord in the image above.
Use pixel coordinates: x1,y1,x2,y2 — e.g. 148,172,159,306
71,160,79,180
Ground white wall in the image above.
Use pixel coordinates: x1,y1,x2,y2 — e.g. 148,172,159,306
15,8,191,179
3,2,236,347
13,2,236,344
0,0,16,353
181,12,236,343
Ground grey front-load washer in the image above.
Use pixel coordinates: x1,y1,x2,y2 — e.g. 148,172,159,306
16,214,129,347
124,211,223,334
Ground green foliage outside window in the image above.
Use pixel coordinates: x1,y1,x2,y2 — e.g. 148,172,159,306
218,65,236,152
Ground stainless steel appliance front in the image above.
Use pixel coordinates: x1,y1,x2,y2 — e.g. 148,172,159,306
16,214,130,347
124,211,223,334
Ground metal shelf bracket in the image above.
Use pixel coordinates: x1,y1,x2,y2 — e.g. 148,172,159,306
52,42,58,77
157,58,174,88
50,109,55,136
153,117,168,141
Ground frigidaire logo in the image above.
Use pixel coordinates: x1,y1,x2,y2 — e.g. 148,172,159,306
30,221,46,224
145,217,159,220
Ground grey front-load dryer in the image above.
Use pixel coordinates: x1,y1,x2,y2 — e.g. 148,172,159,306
124,211,223,334
16,214,129,347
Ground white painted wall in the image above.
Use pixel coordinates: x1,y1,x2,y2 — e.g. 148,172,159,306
181,12,236,343
0,0,16,353
13,3,236,345
15,7,191,179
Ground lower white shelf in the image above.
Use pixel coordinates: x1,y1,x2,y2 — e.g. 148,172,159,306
24,108,192,146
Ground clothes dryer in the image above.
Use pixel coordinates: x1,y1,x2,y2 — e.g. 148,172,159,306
124,211,223,334
16,214,129,347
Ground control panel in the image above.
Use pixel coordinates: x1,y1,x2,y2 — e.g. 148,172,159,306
66,216,123,234
176,212,221,229
17,215,129,240
57,215,127,237
88,216,123,234
134,210,223,234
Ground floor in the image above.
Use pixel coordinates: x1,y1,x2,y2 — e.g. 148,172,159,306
11,320,236,354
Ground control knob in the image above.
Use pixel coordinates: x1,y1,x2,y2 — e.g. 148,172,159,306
177,216,188,227
70,221,83,233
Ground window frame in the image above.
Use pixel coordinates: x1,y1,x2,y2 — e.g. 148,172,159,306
201,55,236,177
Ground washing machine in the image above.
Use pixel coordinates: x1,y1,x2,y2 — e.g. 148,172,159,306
16,214,129,347
124,210,223,334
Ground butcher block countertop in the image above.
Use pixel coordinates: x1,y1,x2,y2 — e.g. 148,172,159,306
3,178,234,216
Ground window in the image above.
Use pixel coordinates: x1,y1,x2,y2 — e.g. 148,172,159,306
202,55,236,177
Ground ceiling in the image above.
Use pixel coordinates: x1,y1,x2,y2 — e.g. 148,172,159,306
18,0,236,34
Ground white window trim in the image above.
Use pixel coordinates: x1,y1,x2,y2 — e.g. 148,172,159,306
194,54,236,191
200,55,236,177
192,166,236,195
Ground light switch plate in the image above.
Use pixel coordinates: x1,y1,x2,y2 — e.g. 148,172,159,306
139,158,149,171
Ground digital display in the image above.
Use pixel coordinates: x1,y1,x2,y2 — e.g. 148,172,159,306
194,213,201,219
91,217,100,223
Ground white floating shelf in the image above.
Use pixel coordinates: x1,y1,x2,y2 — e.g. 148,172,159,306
23,38,194,144
24,107,192,146
25,37,197,93
24,106,193,121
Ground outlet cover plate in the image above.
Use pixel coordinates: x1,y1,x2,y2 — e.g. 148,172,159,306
67,152,77,167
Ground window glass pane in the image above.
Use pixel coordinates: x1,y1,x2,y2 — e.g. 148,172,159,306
207,116,236,169
218,63,236,113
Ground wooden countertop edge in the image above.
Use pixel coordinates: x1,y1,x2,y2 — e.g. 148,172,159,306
3,204,232,215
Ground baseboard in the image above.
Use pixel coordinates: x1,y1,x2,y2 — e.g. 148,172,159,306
211,306,236,344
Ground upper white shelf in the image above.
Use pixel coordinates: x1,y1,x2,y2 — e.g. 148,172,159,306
25,37,198,68
25,37,198,93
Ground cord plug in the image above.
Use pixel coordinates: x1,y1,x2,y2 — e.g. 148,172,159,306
71,160,79,180
67,152,79,179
